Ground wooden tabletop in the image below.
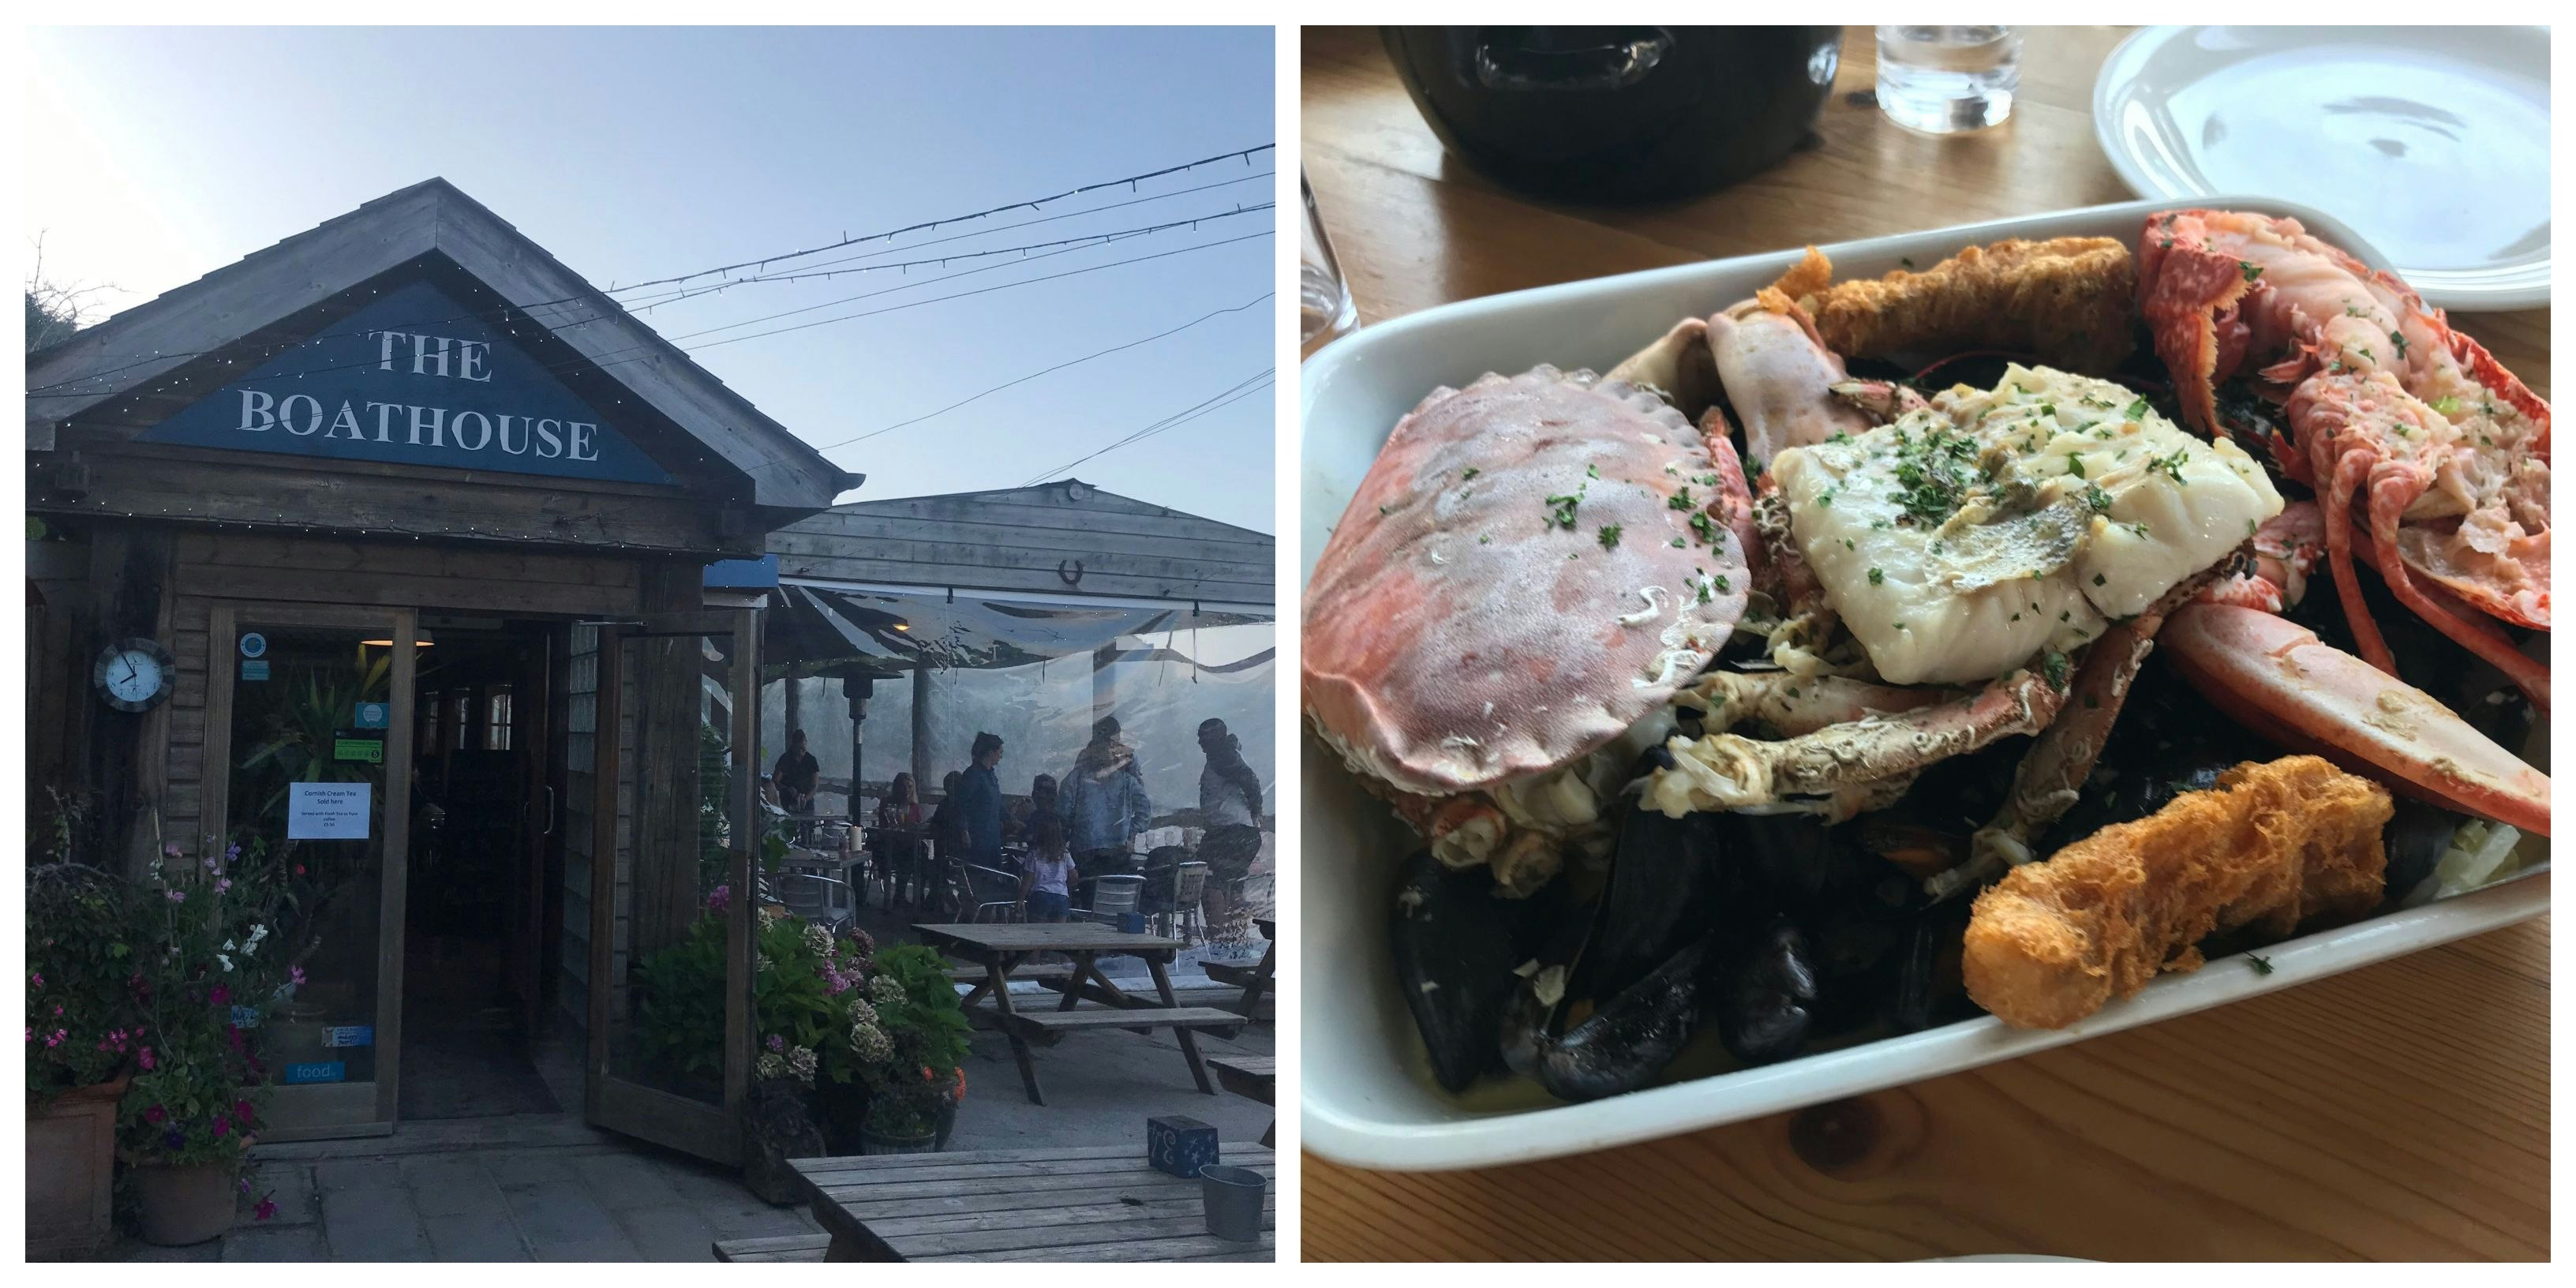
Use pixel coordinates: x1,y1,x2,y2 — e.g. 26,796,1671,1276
791,1144,1275,1261
912,922,1186,955
1300,25,2549,1262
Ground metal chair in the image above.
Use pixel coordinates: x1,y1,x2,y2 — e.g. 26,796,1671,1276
1166,861,1210,944
766,868,852,934
1076,874,1147,927
964,865,1024,924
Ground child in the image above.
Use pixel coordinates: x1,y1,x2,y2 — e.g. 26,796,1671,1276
1020,817,1076,924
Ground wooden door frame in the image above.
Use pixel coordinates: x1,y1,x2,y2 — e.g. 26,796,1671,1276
203,601,417,1139
581,607,760,1166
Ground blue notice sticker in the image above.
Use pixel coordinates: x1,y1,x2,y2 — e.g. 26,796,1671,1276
324,1025,374,1048
230,1005,261,1028
239,632,268,658
242,660,270,681
283,1061,346,1085
354,702,389,729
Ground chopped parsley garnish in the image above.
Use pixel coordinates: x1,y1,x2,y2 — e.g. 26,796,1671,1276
1461,467,1479,480
2123,396,2151,421
1888,427,1980,523
2238,260,2263,283
1714,575,1731,593
2092,572,2107,586
1900,256,1916,269
2084,484,2114,513
1670,536,1686,548
2040,650,2071,689
1597,524,1622,550
2248,954,2274,976
1544,493,1581,530
2150,448,2191,484
2066,455,2086,479
1668,486,1694,511
1868,567,1885,586
1688,511,1717,545
2430,395,2460,417
2389,330,2408,358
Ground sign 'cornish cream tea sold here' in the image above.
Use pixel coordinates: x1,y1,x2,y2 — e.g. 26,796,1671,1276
141,279,676,485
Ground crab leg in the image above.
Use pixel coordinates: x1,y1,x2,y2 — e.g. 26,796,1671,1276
1941,564,2231,900
2161,604,2549,835
1644,668,2064,822
1607,316,1723,422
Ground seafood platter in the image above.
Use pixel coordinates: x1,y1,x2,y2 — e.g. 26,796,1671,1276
1299,197,2550,1170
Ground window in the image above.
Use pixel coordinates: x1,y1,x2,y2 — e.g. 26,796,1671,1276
485,686,514,751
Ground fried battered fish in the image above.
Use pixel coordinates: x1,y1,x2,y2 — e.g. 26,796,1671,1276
1962,755,2390,1030
1769,237,2139,375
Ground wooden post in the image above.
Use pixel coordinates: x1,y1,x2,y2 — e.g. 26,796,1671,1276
844,675,868,818
783,673,802,752
910,665,933,792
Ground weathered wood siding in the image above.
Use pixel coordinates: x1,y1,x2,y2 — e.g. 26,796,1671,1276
768,483,1273,605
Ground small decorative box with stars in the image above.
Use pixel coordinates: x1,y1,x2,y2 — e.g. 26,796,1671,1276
1146,1114,1219,1178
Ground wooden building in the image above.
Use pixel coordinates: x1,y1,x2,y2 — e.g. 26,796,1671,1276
25,179,855,1163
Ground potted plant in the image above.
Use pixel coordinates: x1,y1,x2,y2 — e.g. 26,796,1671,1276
26,794,140,1258
115,837,292,1246
836,945,969,1155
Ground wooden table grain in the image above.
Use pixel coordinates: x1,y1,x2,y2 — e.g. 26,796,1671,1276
1299,25,2549,1262
790,1144,1276,1261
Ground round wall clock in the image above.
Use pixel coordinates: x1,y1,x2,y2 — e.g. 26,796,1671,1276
94,638,177,713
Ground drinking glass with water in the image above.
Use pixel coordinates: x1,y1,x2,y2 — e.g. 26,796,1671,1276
1875,26,2021,133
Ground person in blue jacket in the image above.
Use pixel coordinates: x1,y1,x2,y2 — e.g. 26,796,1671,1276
1058,716,1152,909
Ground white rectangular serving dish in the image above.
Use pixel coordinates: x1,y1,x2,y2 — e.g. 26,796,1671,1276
1297,195,2552,1173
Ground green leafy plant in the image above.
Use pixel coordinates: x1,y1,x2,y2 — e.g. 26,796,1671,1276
103,836,297,1219
631,889,874,1094
842,944,970,1136
26,860,141,1106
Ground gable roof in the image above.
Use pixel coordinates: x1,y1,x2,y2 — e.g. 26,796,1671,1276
25,178,856,509
767,479,1273,607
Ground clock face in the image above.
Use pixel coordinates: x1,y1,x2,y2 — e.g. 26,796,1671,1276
104,650,163,703
95,638,174,711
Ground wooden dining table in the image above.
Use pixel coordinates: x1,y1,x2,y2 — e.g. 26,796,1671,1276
1301,25,2548,1262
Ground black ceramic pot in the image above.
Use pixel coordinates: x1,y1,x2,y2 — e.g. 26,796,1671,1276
1380,26,1844,203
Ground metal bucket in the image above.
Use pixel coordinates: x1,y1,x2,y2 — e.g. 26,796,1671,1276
1197,1164,1266,1241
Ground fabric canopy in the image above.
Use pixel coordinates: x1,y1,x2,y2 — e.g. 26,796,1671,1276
765,584,1266,676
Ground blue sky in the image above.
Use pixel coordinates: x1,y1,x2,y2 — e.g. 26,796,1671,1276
26,25,1278,532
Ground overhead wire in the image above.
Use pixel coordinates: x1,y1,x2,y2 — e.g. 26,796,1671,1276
28,147,1275,396
1017,368,1275,488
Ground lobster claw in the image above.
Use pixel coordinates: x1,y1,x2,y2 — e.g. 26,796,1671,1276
2160,604,2548,836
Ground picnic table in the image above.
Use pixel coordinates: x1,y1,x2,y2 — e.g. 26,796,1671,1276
1205,916,1277,1020
915,922,1243,1105
1207,1055,1275,1148
726,1144,1275,1261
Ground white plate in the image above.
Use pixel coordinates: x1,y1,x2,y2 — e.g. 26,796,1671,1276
2092,25,2551,312
1297,196,2552,1172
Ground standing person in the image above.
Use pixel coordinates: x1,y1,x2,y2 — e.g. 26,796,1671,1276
954,732,1007,865
1194,718,1265,953
1059,716,1151,909
773,728,821,819
1019,817,1076,925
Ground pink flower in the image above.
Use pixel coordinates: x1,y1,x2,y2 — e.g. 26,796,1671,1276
137,1046,155,1070
46,1030,65,1047
234,1099,256,1125
209,984,231,1007
165,889,185,903
215,878,232,893
212,1117,230,1138
766,1034,784,1053
164,843,182,859
290,965,307,986
255,1196,278,1222
293,865,305,876
706,885,732,913
144,1104,167,1125
28,972,40,987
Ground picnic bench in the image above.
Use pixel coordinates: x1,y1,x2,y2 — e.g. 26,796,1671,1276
1207,1055,1275,1148
916,923,1240,1105
713,1144,1276,1261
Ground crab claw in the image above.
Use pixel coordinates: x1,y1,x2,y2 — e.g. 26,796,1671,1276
2161,603,2548,836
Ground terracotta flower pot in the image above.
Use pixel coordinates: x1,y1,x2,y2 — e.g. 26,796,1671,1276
24,1075,129,1259
133,1161,239,1247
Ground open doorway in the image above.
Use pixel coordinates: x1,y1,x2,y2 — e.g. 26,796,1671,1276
399,620,564,1121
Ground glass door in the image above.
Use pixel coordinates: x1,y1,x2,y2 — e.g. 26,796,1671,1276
583,608,761,1165
204,605,417,1138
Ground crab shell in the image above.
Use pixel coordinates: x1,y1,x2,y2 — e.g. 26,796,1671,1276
1305,366,1753,796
